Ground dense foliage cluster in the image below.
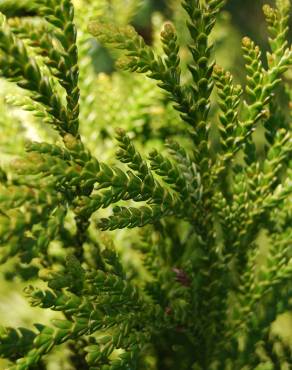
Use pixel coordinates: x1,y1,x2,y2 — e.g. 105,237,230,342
0,0,291,369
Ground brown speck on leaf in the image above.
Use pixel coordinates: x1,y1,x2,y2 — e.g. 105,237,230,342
165,307,172,316
172,267,191,287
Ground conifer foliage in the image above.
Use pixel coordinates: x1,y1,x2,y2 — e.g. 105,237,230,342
0,0,291,369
